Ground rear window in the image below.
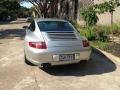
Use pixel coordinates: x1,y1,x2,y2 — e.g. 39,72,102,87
37,21,74,32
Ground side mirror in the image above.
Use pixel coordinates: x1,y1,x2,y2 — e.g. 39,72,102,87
23,26,28,29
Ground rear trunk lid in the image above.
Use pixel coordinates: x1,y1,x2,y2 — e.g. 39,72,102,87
41,31,82,47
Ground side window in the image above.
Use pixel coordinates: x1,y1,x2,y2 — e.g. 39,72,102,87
29,21,35,32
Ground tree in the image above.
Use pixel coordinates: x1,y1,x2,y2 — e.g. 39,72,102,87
21,0,59,18
80,0,120,25
0,0,20,21
18,6,32,18
94,0,120,24
81,7,98,26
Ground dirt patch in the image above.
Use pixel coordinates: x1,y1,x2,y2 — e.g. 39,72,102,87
106,42,120,58
91,41,120,58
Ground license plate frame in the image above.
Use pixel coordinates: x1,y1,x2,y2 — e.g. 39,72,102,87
59,54,74,61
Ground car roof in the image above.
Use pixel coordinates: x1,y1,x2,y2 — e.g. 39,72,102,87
34,18,68,23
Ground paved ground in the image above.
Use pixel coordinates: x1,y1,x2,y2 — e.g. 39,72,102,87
0,23,120,90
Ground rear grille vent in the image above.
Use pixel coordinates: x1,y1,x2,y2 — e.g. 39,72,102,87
47,32,77,40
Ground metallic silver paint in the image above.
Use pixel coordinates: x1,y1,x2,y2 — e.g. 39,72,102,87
24,18,91,66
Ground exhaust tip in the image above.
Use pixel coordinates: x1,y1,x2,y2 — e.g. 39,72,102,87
41,63,51,68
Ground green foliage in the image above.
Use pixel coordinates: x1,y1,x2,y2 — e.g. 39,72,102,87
80,8,98,26
91,38,120,57
0,0,20,21
96,29,108,42
90,41,109,50
109,24,120,35
18,6,32,18
80,26,96,41
80,0,120,25
21,0,58,18
94,0,120,14
76,23,120,41
95,24,120,36
93,0,120,24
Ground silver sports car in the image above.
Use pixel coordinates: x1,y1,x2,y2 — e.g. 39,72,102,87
24,18,91,67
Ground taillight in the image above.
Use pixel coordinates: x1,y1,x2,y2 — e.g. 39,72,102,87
29,42,47,49
82,40,89,47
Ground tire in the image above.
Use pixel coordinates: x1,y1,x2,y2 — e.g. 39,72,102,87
24,54,36,66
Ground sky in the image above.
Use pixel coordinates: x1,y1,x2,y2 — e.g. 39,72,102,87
20,2,33,8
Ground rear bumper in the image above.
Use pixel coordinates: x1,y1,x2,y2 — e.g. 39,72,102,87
25,46,91,66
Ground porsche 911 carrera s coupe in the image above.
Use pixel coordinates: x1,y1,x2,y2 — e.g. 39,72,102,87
24,18,91,67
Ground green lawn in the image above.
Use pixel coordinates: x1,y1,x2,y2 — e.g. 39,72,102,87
74,23,120,57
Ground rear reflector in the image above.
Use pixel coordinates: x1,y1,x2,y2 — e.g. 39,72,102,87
29,42,47,49
82,40,89,47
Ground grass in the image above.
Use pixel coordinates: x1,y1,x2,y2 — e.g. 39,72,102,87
90,41,110,51
74,23,120,41
75,23,120,36
90,41,120,57
73,23,120,57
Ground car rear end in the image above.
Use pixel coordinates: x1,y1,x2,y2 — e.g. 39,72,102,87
25,19,91,67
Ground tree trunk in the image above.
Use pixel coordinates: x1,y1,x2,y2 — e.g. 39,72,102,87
74,0,78,21
110,11,113,25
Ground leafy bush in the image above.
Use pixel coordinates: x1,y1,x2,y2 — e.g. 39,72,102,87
80,0,120,25
110,24,120,35
93,26,109,41
80,8,98,26
74,22,120,41
80,26,96,40
0,0,20,21
96,24,120,35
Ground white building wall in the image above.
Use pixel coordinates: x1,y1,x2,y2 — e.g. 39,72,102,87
77,0,120,25
94,0,120,25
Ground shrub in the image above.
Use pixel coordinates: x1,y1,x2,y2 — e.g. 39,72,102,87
74,22,120,41
110,24,120,35
80,26,96,40
80,8,98,26
80,0,120,25
96,24,120,36
78,26,112,41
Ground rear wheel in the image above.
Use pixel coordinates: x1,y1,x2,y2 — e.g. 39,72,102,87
24,54,36,66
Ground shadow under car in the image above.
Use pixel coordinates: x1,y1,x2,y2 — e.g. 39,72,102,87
41,50,116,76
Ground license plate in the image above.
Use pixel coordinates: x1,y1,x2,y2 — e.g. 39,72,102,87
59,54,74,61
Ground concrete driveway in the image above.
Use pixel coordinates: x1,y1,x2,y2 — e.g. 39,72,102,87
0,23,120,90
